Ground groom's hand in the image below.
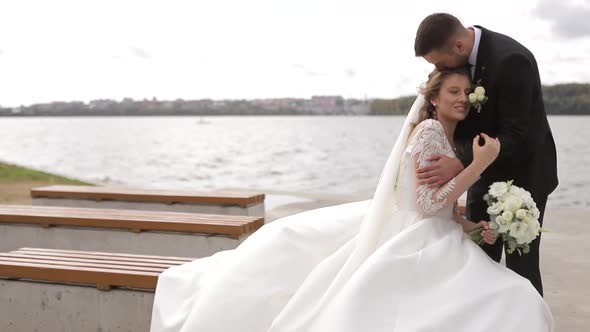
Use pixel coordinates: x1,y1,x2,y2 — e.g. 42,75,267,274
416,154,464,187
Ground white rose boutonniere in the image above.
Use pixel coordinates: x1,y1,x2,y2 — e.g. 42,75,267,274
469,81,488,113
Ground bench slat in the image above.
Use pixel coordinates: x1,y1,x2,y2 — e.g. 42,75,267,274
0,205,264,238
1,253,181,270
10,250,194,266
0,256,168,273
0,260,160,290
16,247,196,263
32,185,265,207
0,248,188,290
2,205,260,222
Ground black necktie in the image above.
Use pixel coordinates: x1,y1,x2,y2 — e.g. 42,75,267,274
465,63,475,80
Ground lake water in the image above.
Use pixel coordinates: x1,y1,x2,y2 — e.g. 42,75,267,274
0,116,587,208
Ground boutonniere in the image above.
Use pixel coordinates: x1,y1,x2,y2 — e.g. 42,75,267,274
469,80,488,113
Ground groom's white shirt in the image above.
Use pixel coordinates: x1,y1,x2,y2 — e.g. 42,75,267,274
468,26,482,78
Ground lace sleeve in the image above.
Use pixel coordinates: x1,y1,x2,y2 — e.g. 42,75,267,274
407,119,456,216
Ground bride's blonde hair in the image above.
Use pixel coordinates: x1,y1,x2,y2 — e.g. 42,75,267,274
414,67,471,126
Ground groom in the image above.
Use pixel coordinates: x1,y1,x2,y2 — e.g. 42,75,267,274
413,13,558,296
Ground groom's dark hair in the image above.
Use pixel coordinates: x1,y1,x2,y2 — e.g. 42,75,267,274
414,13,464,56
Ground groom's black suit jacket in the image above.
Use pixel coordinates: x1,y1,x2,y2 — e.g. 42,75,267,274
455,26,558,222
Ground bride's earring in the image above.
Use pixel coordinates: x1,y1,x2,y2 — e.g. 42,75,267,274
431,103,438,120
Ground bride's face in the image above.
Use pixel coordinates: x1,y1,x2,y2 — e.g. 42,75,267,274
432,74,471,122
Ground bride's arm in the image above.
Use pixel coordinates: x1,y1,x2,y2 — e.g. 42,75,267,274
453,205,498,244
410,120,500,216
452,207,478,232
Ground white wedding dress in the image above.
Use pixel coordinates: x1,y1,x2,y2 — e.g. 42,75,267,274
150,96,553,332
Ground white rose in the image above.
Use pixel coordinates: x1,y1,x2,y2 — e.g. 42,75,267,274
510,186,532,201
515,209,527,220
520,222,538,244
524,217,540,229
469,93,477,104
488,182,509,198
495,215,510,233
503,196,523,213
512,186,530,197
530,207,540,219
524,197,535,208
502,211,514,222
517,233,531,245
477,94,486,102
475,86,486,96
509,222,529,242
509,186,523,195
487,202,503,215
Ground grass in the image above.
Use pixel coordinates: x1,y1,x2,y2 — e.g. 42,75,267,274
0,161,92,204
0,162,90,184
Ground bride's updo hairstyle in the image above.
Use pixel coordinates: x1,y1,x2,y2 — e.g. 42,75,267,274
416,67,470,125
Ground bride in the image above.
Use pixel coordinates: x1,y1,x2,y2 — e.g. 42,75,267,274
150,67,553,332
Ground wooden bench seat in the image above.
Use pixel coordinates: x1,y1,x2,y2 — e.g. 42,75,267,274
0,205,264,257
0,247,191,291
0,205,263,237
32,185,265,217
0,247,190,331
458,197,466,215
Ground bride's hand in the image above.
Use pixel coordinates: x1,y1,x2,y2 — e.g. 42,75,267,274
465,221,498,244
472,133,500,170
477,221,498,245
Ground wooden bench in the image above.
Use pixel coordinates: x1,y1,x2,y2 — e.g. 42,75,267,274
0,205,264,257
458,197,466,215
0,247,191,331
32,185,265,217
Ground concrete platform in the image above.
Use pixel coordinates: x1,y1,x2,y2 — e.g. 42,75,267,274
541,208,589,332
0,280,154,332
0,223,242,258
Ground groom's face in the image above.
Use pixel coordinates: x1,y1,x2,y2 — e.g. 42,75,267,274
423,48,467,71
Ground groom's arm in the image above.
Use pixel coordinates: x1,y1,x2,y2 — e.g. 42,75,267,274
484,53,535,173
416,154,464,187
417,122,473,187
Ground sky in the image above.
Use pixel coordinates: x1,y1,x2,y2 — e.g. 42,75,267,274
0,0,589,107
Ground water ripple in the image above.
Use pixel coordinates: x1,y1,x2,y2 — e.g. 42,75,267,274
0,116,586,208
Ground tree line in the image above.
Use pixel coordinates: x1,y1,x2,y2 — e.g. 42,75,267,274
368,83,590,115
1,83,588,116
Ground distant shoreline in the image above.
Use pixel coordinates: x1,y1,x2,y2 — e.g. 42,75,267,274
2,83,588,116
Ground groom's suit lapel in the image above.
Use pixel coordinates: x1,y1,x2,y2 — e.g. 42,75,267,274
471,25,493,117
473,25,491,86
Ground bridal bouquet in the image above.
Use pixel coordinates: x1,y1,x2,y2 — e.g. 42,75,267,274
469,180,544,255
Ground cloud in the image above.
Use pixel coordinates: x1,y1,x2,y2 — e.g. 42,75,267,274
129,47,150,59
550,53,590,63
292,64,328,77
533,0,590,39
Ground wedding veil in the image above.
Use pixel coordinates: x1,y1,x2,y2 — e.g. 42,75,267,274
291,94,426,314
